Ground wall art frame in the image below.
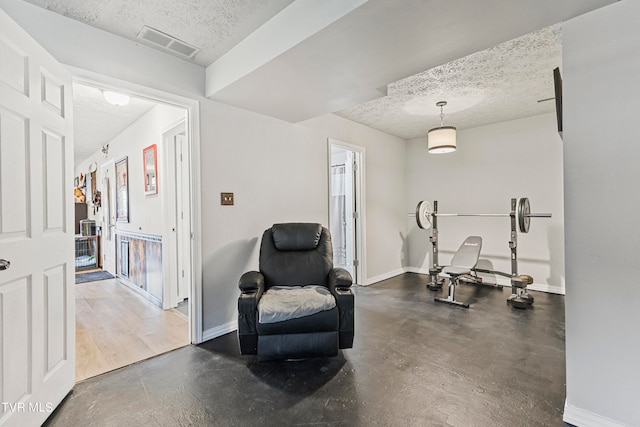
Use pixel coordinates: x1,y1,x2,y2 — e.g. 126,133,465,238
115,156,129,223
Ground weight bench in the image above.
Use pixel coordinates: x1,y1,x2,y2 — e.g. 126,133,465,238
435,236,482,308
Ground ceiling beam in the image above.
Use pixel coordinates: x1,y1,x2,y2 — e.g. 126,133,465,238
205,0,368,98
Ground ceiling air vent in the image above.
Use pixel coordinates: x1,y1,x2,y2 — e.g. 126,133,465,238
137,25,200,60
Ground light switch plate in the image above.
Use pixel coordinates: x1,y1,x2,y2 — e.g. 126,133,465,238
221,192,234,206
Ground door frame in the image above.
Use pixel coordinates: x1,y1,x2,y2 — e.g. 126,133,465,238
327,138,366,286
161,120,191,311
71,67,204,344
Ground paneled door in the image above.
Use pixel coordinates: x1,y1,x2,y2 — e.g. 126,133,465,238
0,9,75,427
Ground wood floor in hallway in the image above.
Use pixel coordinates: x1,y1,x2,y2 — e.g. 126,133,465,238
75,278,190,381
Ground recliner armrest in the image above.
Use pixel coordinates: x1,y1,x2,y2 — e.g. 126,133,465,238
328,267,353,291
328,267,354,349
239,271,264,293
237,271,264,355
328,267,354,313
238,271,265,317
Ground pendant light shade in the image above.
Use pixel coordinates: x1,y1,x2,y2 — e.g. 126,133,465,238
428,101,456,154
428,126,457,153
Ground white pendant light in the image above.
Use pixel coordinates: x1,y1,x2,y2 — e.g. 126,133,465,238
428,101,456,154
103,90,131,106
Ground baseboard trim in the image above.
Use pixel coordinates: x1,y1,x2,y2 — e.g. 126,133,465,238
528,283,565,295
563,402,625,427
404,266,430,275
116,276,163,307
364,268,405,286
202,320,237,342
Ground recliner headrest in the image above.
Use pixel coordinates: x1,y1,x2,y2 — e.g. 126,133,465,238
271,223,322,251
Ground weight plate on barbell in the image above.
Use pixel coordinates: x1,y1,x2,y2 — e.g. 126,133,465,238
518,197,531,233
415,200,432,230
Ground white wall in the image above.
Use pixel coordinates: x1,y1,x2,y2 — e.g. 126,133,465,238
563,1,640,426
199,101,328,331
405,114,565,293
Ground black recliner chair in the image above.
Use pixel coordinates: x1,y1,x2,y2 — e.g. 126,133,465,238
237,223,354,361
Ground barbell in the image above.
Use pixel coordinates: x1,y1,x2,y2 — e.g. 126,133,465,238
414,197,551,233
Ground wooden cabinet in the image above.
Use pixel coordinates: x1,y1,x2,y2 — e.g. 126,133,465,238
115,231,163,305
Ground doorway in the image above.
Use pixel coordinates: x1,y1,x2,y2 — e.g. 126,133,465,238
328,139,365,285
72,79,199,380
162,122,191,316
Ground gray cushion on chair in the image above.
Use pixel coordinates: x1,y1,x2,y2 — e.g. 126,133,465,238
258,285,336,324
443,265,472,276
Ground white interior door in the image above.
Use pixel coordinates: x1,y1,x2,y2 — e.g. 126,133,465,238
0,9,75,427
100,159,116,274
175,133,191,302
161,122,191,309
328,141,364,285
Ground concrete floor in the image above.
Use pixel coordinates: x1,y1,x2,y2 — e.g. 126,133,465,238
44,273,567,426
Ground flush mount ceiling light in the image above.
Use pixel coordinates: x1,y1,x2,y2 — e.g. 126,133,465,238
103,90,131,106
428,101,457,154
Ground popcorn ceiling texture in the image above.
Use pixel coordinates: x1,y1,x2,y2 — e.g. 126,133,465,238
335,25,562,139
23,0,294,66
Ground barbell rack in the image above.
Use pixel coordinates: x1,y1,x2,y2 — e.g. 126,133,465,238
411,197,552,308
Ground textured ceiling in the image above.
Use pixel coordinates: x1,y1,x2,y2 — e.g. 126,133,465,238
22,0,294,66
335,25,562,139
73,83,157,166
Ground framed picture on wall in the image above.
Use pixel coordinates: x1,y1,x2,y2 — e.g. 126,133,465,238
143,144,158,195
115,156,129,223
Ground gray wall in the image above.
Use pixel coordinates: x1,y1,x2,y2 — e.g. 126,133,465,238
563,1,640,425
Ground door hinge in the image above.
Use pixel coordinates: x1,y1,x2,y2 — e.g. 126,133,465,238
353,259,359,267
353,211,359,219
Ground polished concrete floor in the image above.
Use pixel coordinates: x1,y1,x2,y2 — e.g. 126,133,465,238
44,273,566,426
